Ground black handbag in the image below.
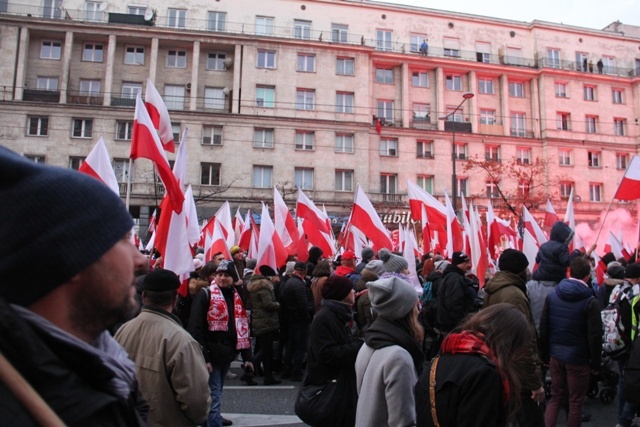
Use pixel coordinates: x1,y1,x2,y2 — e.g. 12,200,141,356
294,373,343,426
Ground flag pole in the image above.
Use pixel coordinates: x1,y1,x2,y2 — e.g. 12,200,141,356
593,195,616,246
125,158,133,210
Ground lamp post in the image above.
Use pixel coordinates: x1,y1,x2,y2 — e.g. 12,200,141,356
439,91,474,217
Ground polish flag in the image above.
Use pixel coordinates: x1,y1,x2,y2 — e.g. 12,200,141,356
162,200,195,297
145,79,175,153
444,191,464,256
522,206,548,246
238,210,254,251
468,204,488,288
522,228,540,273
296,188,330,234
401,225,422,293
78,137,119,194
614,155,640,200
198,215,215,250
486,200,516,261
407,180,447,228
591,251,606,285
214,201,235,249
247,217,260,260
273,187,299,256
564,188,578,251
233,208,244,246
302,218,334,257
295,219,309,262
606,231,629,260
544,199,560,228
205,217,232,262
350,185,392,250
183,186,201,247
130,94,184,213
255,203,288,271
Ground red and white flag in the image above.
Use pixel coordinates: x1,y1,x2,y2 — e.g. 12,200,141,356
486,200,516,261
296,219,309,262
205,217,231,262
145,79,175,153
407,180,447,228
468,204,489,288
162,200,195,297
605,231,629,260
401,225,422,293
273,186,299,256
255,203,288,271
233,208,245,246
544,199,560,229
350,185,392,250
213,201,235,249
78,137,119,194
130,94,184,213
444,192,464,256
296,188,330,234
238,210,254,252
522,206,548,246
615,155,640,200
522,228,540,273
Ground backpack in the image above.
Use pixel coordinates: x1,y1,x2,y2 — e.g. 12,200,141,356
420,281,434,306
601,285,632,359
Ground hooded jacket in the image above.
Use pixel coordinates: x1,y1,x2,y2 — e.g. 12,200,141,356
247,274,280,336
532,222,574,283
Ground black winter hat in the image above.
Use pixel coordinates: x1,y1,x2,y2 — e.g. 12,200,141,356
0,147,134,307
143,269,180,292
452,251,470,266
498,249,529,274
258,265,277,277
321,275,354,301
625,263,640,279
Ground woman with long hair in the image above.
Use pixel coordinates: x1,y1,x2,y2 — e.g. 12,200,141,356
355,276,423,427
310,260,333,314
416,303,532,427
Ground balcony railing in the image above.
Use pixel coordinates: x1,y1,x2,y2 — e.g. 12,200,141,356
111,97,136,107
510,129,535,138
537,57,637,78
23,89,60,103
68,93,104,105
444,121,472,133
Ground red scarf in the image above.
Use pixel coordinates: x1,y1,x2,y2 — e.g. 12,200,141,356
440,331,510,403
206,284,250,350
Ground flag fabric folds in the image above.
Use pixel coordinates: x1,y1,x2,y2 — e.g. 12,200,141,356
145,79,176,153
614,155,640,200
350,185,392,250
78,137,120,195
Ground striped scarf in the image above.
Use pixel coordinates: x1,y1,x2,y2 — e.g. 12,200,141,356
206,284,250,350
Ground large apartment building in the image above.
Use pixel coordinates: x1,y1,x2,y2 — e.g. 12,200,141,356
0,0,638,230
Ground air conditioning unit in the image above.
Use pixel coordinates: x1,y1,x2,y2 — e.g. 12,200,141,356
223,57,233,68
222,87,230,96
184,82,191,91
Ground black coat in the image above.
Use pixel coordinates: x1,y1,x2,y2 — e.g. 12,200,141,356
281,275,314,324
437,265,477,333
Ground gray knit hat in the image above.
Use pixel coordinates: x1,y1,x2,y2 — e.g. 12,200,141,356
367,276,417,320
0,147,134,306
364,260,385,276
378,248,409,273
361,246,375,262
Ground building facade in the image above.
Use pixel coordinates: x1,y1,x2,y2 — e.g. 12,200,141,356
0,0,638,231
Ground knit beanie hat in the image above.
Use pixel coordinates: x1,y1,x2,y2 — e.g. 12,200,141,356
0,147,134,307
258,265,277,277
498,249,529,274
367,276,417,320
321,275,354,301
230,246,242,256
452,251,470,266
378,248,409,273
143,269,180,292
361,247,375,262
625,263,640,279
364,260,385,276
308,246,323,263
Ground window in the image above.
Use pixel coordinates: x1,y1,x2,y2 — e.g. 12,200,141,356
84,1,100,21
558,149,572,166
413,103,430,121
201,163,221,186
505,46,523,65
602,56,615,74
255,85,275,108
294,168,314,190
376,30,392,51
128,6,146,15
335,170,354,191
555,82,568,98
164,85,185,110
475,41,491,63
167,8,186,28
124,46,144,65
511,113,526,137
295,131,314,150
336,57,354,76
614,118,626,136
336,92,354,113
576,52,588,71
121,82,142,99
255,16,274,35
485,145,500,162
40,41,61,59
516,147,531,165
412,71,428,87
25,155,45,163
254,128,274,148
377,100,394,121
82,43,103,62
560,182,574,198
616,153,628,170
478,78,494,94
72,118,93,138
252,166,272,188
207,11,226,32
509,81,524,97
556,112,570,130
112,159,129,184
457,178,468,197
379,138,398,156
36,76,58,91
297,53,315,72
115,121,133,140
410,34,427,53
589,183,602,202
416,140,433,158
335,134,354,153
69,157,84,171
446,106,463,123
417,175,433,193
454,143,467,160
446,75,462,91
296,89,315,110
480,109,495,125
79,79,101,95
43,0,62,18
206,52,226,71
375,68,393,84
443,37,460,57
584,85,596,101
588,151,601,168
293,20,311,40
547,48,561,68
27,116,48,136
518,180,531,196
612,89,624,104
486,181,500,198
585,115,598,133
202,125,223,145
257,50,276,68
204,87,225,109
380,174,398,194
171,123,181,142
167,50,187,68
331,24,348,43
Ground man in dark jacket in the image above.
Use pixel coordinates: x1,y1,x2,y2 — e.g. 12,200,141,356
280,261,314,381
0,147,149,425
436,251,478,334
540,256,602,427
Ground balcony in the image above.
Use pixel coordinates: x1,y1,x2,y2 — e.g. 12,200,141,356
68,93,103,105
537,57,637,77
443,121,472,133
111,97,136,107
108,13,153,26
510,129,535,138
23,89,59,103
477,123,504,136
370,193,406,204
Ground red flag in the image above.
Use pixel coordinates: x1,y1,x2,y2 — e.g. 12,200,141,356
407,181,447,228
296,220,309,262
130,94,184,214
350,185,392,250
145,79,175,153
375,118,382,135
296,188,330,234
615,155,640,200
78,137,120,194
238,210,254,251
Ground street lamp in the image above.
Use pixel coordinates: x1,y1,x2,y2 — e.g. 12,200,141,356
439,91,474,217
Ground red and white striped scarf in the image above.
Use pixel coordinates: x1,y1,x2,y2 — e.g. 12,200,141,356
206,284,250,350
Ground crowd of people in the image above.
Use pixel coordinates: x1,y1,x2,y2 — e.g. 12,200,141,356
1,145,640,427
